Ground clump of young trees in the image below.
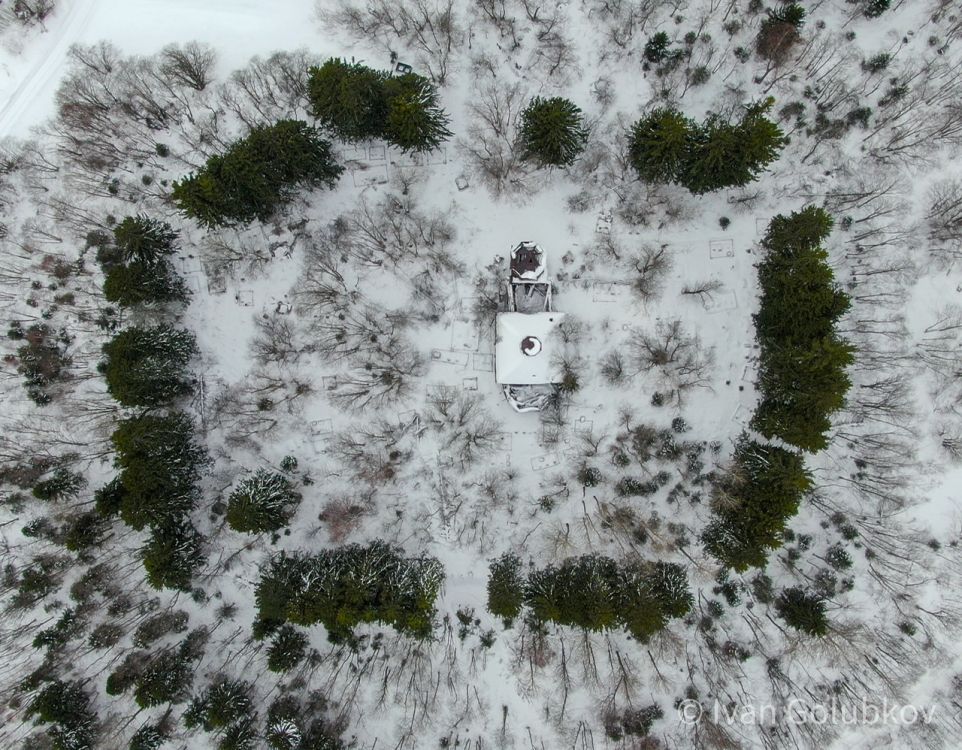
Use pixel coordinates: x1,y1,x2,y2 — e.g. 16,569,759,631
751,206,854,452
8,321,72,405
255,541,444,641
308,58,452,152
701,438,811,571
487,553,692,641
172,119,343,228
628,99,786,194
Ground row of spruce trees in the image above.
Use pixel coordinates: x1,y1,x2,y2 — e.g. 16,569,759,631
487,553,693,641
255,542,446,643
699,208,852,637
172,57,788,229
94,216,208,592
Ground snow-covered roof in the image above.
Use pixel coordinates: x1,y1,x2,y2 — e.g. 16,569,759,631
495,312,566,385
510,242,545,282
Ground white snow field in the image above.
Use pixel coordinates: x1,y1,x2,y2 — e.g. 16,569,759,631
1,0,961,749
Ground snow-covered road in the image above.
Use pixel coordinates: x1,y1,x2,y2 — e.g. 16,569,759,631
0,0,327,137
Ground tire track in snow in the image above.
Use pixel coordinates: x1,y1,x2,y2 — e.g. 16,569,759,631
0,0,98,137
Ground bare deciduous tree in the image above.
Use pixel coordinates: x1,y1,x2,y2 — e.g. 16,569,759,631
320,0,462,83
626,320,715,396
460,82,532,197
427,391,501,465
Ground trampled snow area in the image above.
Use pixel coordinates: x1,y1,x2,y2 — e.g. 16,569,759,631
1,0,962,749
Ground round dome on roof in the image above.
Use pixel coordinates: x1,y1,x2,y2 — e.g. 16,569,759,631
521,336,542,356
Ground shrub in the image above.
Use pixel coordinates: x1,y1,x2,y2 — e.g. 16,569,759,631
15,323,71,404
133,610,189,648
756,4,804,64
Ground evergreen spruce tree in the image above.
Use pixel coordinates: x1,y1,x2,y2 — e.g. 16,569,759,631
226,469,302,534
775,586,828,635
134,648,194,707
627,108,694,183
94,476,127,516
142,518,205,591
26,679,96,750
643,31,671,63
113,215,177,265
517,96,589,167
679,115,742,194
32,467,86,501
111,411,206,530
63,511,109,552
255,543,444,640
308,58,390,142
129,723,167,750
383,73,453,153
731,98,787,186
486,553,525,624
266,696,305,750
267,625,309,673
526,555,620,631
645,561,695,619
173,120,343,228
102,326,197,407
103,258,189,308
184,678,254,732
701,439,811,570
